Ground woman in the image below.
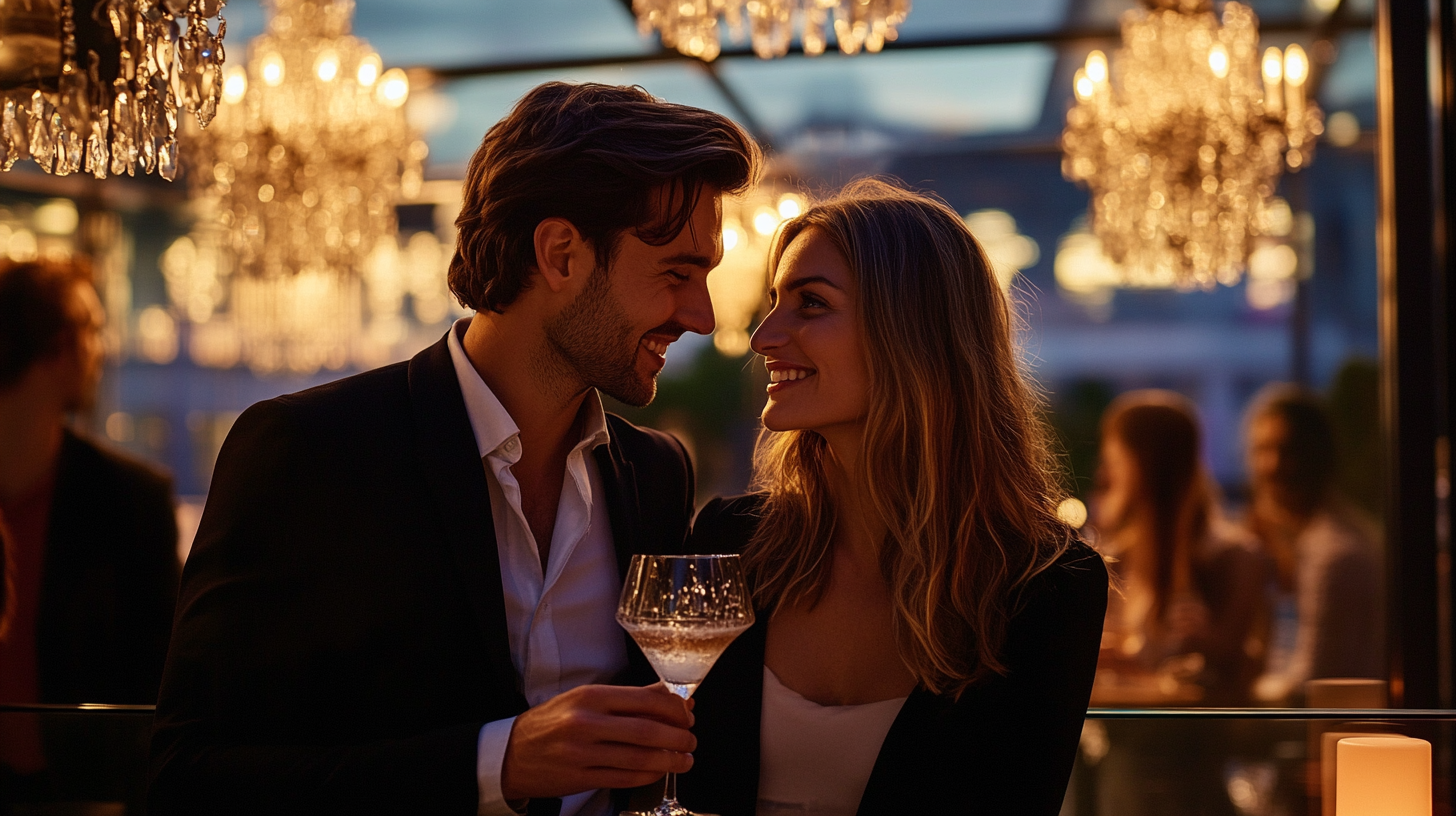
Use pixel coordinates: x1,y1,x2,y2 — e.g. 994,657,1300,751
1093,391,1269,706
1086,393,1270,816
680,179,1108,816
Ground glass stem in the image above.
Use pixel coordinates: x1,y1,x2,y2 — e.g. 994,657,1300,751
663,771,678,806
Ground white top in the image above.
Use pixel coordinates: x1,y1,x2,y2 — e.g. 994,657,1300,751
448,320,626,816
757,667,908,816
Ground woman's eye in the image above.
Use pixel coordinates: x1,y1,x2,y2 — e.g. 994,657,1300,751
799,293,827,309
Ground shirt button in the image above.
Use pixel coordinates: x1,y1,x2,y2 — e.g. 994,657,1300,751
504,438,518,453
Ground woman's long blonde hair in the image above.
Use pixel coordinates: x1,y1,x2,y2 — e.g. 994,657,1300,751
745,179,1072,697
1098,391,1213,624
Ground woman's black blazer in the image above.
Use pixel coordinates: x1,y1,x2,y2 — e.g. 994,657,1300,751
677,494,1108,816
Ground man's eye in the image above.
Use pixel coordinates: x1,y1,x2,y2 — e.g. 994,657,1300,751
668,270,689,282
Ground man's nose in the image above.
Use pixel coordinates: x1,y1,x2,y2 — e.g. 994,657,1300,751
677,276,715,336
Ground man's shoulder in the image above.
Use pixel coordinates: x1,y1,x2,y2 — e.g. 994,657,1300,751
61,429,173,498
604,413,689,468
236,361,413,440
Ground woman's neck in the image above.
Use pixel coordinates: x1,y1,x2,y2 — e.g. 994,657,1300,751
821,432,884,564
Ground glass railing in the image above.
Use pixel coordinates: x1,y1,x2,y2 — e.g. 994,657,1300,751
1072,708,1454,816
1,705,1449,815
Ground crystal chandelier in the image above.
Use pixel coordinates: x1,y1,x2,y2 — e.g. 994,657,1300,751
0,0,229,179
172,0,426,374
633,0,911,61
1061,0,1322,289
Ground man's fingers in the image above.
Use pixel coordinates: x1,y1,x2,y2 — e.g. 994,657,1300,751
570,744,695,776
582,713,697,753
570,684,694,727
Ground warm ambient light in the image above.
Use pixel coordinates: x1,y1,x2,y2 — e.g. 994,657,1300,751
1061,2,1321,289
1075,70,1094,101
1085,50,1108,84
1335,736,1430,816
1208,44,1229,79
357,54,381,86
315,50,340,82
777,194,805,220
1262,47,1284,83
378,68,410,107
222,65,248,104
261,53,285,86
1284,44,1309,87
1056,498,1088,529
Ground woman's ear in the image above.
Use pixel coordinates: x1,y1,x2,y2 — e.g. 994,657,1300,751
531,218,593,294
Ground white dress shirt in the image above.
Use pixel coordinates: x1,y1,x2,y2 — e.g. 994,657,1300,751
447,320,628,816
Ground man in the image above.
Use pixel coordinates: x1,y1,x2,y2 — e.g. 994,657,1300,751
0,257,179,792
1244,384,1384,704
149,82,761,815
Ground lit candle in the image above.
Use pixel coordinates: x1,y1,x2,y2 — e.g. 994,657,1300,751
1335,736,1431,816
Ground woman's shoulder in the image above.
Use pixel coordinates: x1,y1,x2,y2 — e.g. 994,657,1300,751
1016,535,1110,618
689,492,767,555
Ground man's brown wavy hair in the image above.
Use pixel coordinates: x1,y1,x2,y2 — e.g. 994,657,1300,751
745,179,1073,698
449,82,762,313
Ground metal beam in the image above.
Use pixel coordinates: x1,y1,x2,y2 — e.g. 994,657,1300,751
423,17,1373,81
1376,0,1442,709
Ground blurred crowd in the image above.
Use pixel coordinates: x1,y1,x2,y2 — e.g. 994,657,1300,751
1090,387,1384,709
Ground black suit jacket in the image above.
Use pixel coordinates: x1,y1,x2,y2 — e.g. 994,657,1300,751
148,335,695,815
41,430,179,704
679,494,1108,816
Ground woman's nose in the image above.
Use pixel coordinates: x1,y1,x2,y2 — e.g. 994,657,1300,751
750,307,788,355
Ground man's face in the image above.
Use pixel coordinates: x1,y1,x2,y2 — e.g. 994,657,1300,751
1248,412,1291,491
59,281,105,412
545,188,721,407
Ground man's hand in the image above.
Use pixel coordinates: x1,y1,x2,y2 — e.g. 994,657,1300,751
500,683,696,800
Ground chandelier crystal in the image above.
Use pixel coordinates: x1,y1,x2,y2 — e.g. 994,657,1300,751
0,0,229,180
172,0,426,374
1061,0,1322,289
632,0,911,61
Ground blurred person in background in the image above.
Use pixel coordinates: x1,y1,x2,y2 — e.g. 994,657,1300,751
1088,392,1270,816
0,257,180,804
1094,391,1270,705
0,257,180,708
1245,384,1383,704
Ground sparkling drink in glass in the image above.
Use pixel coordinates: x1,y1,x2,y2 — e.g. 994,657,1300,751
617,554,755,816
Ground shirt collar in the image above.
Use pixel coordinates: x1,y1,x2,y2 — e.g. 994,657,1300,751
446,318,611,462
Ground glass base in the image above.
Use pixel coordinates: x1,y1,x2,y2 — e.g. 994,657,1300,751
620,803,698,816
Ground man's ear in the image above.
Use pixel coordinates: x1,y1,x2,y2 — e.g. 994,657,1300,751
532,218,594,294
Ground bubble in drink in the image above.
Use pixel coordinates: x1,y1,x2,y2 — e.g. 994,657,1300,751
619,619,751,698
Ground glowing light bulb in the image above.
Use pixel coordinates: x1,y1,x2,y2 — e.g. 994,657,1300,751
357,54,381,87
315,50,339,82
1075,69,1094,101
222,65,247,104
1284,44,1309,86
1085,50,1108,84
777,194,804,219
1208,44,1229,78
1263,47,1283,83
378,68,409,107
753,207,779,236
261,53,285,86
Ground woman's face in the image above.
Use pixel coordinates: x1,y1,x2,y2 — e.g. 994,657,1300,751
751,227,871,439
1093,433,1138,531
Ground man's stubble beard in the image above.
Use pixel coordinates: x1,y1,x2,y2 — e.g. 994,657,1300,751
541,264,657,408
